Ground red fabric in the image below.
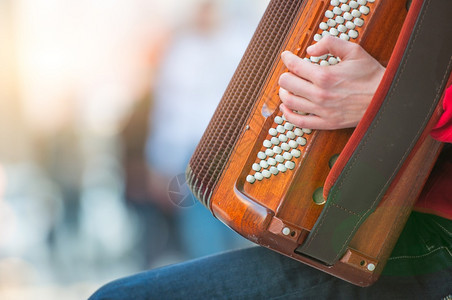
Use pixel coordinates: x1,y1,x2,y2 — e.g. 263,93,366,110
414,85,452,220
413,146,452,220
430,85,452,143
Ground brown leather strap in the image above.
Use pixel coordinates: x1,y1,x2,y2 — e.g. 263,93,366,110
297,0,452,265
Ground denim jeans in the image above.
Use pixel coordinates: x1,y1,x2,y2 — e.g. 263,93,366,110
89,212,452,299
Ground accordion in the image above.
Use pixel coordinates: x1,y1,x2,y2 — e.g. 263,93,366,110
187,0,452,286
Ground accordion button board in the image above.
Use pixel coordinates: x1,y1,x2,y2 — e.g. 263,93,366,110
246,114,312,184
183,0,449,287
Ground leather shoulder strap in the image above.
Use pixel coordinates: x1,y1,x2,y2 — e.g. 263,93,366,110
297,0,452,265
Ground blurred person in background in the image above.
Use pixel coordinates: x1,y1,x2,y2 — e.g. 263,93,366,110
144,0,253,263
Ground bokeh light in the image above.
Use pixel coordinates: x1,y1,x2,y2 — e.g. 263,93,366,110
0,0,269,298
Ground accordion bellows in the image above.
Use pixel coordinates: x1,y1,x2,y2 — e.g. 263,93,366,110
186,0,304,206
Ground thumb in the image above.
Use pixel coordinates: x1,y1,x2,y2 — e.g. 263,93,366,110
307,36,357,59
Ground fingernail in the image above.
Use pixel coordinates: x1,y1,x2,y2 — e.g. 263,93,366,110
279,87,288,98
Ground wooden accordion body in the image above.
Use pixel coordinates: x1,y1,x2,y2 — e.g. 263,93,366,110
186,0,451,286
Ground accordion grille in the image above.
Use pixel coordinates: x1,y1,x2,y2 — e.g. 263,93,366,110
186,0,303,206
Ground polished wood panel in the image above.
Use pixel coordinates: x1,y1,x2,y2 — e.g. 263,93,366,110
212,0,407,238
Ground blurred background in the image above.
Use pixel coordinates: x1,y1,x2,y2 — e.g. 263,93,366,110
0,0,269,298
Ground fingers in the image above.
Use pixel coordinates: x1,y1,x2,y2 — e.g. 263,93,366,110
279,87,320,114
280,104,333,130
277,37,381,130
281,50,339,89
281,51,321,83
307,35,358,59
278,72,322,101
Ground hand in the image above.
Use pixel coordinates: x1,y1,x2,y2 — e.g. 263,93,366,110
278,36,385,130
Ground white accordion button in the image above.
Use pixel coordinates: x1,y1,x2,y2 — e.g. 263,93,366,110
310,56,320,63
284,122,294,131
252,163,261,172
275,155,284,163
289,140,298,149
291,149,301,158
319,22,328,30
271,137,280,145
314,34,322,42
343,12,353,20
320,60,329,66
258,151,266,160
281,143,290,151
269,128,278,136
302,128,312,134
297,137,307,146
268,158,277,166
325,10,334,19
275,116,283,124
277,164,287,173
359,6,370,15
273,146,282,154
329,28,339,36
254,172,264,181
285,161,296,170
270,166,279,175
276,125,285,134
282,227,291,236
329,57,339,64
279,134,288,143
358,0,367,5
351,9,361,18
265,149,274,157
349,1,358,8
260,160,269,169
349,30,359,39
262,170,271,178
294,128,304,136
327,19,337,27
333,7,342,15
367,263,376,271
335,16,345,24
354,18,364,27
263,140,272,148
246,175,256,183
338,25,347,33
286,131,296,139
340,33,350,41
283,152,293,161
330,0,340,6
341,4,350,12
346,21,355,30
